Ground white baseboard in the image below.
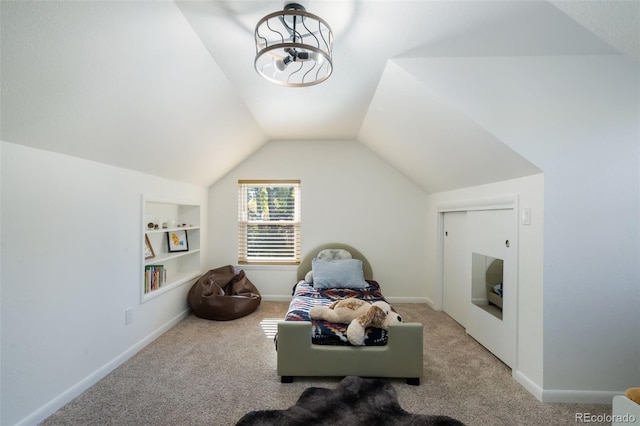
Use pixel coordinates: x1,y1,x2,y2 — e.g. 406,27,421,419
424,296,438,310
513,370,544,401
17,308,191,426
542,389,619,405
261,295,293,302
513,370,619,404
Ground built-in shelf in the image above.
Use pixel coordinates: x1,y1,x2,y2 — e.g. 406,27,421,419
142,197,202,303
145,226,199,234
145,248,201,264
141,270,202,303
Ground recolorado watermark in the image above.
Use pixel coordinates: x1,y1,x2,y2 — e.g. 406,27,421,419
575,412,636,423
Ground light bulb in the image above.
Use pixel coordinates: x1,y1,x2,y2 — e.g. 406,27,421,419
275,55,293,72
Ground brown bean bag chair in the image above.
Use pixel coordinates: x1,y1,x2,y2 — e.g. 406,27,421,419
188,265,261,321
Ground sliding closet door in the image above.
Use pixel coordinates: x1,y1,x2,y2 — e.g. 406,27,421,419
466,208,516,368
442,211,469,329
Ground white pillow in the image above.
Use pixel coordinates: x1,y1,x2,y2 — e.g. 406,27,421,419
312,258,368,289
317,249,352,261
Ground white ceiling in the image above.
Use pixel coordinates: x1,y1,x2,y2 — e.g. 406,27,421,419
1,1,638,191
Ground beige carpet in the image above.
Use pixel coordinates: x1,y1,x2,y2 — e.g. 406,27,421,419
41,302,611,425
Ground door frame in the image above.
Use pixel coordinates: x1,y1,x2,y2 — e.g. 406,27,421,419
436,194,520,368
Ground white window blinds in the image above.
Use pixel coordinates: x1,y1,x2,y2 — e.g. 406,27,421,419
238,180,301,264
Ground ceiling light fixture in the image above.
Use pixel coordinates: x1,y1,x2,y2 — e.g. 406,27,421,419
254,3,333,87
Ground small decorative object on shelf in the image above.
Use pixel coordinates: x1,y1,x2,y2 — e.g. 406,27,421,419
144,235,155,259
167,229,189,252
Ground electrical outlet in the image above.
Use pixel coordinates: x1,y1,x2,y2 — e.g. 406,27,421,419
125,308,133,325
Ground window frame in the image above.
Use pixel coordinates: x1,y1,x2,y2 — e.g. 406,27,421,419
237,180,301,265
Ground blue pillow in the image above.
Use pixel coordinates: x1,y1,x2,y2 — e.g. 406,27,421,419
311,258,369,289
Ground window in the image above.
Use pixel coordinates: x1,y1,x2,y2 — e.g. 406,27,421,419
238,180,301,264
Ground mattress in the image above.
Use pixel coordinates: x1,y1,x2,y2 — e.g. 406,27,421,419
284,280,389,346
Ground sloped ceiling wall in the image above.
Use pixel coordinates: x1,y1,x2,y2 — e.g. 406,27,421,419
551,0,640,62
359,60,541,193
1,1,637,191
357,0,637,192
0,1,266,186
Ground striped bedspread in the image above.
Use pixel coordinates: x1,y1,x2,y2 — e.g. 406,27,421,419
284,280,389,346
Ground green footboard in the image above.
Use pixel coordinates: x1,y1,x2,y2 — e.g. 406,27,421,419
277,321,424,383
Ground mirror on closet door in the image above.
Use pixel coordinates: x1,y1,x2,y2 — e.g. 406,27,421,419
471,253,503,321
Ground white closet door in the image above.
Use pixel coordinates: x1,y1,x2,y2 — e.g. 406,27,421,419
466,208,516,368
442,211,469,328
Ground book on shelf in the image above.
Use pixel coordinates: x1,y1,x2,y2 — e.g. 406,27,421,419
144,265,167,293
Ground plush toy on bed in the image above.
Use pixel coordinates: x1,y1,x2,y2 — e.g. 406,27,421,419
309,298,403,346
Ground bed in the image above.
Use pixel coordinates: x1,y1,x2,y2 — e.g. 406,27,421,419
276,243,424,385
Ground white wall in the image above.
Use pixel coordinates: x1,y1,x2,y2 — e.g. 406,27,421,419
414,54,639,401
535,57,640,400
207,140,429,301
1,142,208,425
479,56,639,401
426,174,545,398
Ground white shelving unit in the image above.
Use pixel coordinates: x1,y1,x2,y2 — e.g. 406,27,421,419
142,197,202,303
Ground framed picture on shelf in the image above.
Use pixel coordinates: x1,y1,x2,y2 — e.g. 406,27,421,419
144,235,155,259
167,229,189,252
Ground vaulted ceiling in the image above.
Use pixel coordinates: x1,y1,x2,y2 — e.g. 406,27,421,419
1,1,638,192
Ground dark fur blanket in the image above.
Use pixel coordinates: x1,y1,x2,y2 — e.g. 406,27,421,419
235,376,465,426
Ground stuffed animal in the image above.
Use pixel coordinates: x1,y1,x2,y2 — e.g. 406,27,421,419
626,387,640,404
309,298,403,346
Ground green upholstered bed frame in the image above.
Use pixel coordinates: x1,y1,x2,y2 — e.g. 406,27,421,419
277,244,424,385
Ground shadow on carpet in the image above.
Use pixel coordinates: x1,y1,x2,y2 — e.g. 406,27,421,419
236,376,465,425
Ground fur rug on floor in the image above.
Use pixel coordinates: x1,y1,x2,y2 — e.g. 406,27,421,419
235,376,465,425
